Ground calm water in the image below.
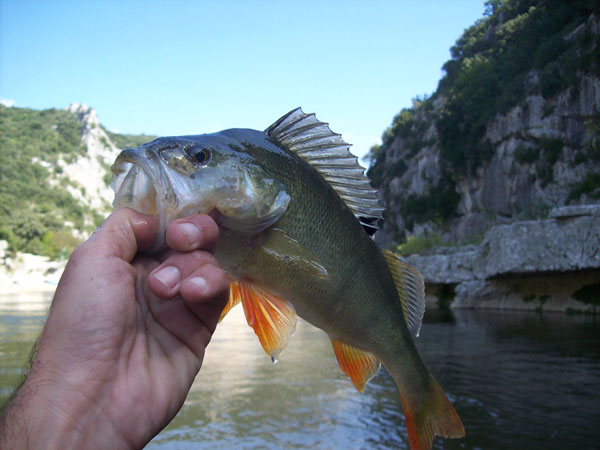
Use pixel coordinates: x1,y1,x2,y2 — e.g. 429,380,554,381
1,293,599,449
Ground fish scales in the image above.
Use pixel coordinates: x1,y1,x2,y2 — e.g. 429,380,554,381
111,108,464,450
217,130,411,350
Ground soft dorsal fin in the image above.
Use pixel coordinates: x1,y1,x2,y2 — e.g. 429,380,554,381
266,108,384,231
381,249,425,337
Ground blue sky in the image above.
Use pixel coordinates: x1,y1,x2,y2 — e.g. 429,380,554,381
1,1,485,160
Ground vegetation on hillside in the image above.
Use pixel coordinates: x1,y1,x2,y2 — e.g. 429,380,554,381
0,105,152,258
367,0,600,239
0,105,90,257
436,0,599,175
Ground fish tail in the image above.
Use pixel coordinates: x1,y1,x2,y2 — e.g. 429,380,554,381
399,375,465,450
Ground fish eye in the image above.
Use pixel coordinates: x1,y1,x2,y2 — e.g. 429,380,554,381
188,147,211,165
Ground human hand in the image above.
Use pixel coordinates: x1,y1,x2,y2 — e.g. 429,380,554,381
0,208,229,450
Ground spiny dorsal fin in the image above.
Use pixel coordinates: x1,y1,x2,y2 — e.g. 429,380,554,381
381,249,425,337
266,108,383,231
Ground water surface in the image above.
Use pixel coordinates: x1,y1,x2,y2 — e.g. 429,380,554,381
1,295,598,449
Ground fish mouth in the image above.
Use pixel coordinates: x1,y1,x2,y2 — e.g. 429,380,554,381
111,148,179,251
111,148,176,216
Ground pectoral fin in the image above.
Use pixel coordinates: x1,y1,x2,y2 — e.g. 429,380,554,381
229,279,298,360
331,339,381,393
260,228,328,279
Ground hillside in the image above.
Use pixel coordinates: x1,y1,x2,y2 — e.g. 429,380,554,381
367,0,600,247
0,103,156,258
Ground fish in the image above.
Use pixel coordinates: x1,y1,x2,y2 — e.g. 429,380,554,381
111,108,465,449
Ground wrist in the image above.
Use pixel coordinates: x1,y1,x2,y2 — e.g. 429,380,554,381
0,363,132,450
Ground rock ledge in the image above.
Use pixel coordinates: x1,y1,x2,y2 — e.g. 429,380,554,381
404,205,600,312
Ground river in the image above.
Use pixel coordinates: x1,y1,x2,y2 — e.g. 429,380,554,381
1,293,598,449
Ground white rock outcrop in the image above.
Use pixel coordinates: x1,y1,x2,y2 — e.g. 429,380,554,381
62,103,120,212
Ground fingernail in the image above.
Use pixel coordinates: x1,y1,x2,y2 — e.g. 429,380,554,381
189,276,208,293
180,223,201,247
154,266,180,289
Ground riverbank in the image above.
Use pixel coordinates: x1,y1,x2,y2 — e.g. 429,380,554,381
404,205,600,312
0,241,65,296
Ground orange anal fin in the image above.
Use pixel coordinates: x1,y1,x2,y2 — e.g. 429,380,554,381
218,279,243,323
331,339,381,393
400,376,465,450
238,280,297,360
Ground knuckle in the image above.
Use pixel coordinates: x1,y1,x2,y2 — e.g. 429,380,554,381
68,241,91,265
190,249,218,266
194,216,219,243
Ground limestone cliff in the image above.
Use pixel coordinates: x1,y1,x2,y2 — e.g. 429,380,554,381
0,103,155,292
0,103,155,258
368,4,600,246
62,103,121,213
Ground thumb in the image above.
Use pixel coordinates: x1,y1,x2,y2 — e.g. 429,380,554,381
87,208,159,262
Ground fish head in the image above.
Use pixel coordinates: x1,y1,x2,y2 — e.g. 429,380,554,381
111,133,290,252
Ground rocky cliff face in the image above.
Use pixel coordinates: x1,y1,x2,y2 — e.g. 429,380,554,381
370,12,600,246
457,73,600,234
61,103,121,213
367,5,600,310
375,71,600,244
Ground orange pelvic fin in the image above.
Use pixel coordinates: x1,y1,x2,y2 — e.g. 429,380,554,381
331,339,381,393
400,376,465,450
218,278,243,322
236,279,298,360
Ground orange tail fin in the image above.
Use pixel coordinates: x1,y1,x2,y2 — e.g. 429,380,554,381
400,376,465,450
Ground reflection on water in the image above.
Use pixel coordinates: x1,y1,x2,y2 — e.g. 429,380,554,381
0,293,51,399
153,308,408,449
420,310,600,450
1,294,599,449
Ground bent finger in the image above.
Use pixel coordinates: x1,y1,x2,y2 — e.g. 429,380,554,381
148,250,221,299
181,267,229,335
165,215,220,253
180,264,229,305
